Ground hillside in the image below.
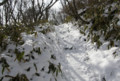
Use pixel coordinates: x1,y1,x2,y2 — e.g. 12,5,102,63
56,23,120,81
0,22,120,81
0,0,120,81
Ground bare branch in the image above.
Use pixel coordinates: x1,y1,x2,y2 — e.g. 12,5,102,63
0,0,8,6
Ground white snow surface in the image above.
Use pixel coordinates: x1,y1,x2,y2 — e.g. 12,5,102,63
0,22,120,81
55,23,120,81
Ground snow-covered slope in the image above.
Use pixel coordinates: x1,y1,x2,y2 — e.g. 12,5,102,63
55,23,120,81
0,24,63,81
0,22,120,81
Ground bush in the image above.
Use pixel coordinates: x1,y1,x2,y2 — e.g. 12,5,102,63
77,0,120,48
64,16,73,23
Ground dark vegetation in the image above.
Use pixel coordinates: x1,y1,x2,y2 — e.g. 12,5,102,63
0,0,63,81
1,0,120,50
0,0,58,52
61,0,120,48
0,0,120,81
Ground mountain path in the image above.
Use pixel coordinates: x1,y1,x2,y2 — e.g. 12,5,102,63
55,23,99,81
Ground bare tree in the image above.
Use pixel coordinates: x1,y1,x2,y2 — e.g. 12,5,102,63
18,0,58,26
0,0,8,6
61,0,89,23
0,0,58,26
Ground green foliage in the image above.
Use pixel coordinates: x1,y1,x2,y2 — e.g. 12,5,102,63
0,27,8,51
96,40,102,49
9,74,29,81
34,32,38,38
80,30,85,35
112,51,118,58
8,27,22,43
39,24,55,34
0,26,21,51
0,58,10,74
82,1,120,48
39,20,48,24
14,48,24,62
0,77,4,81
84,25,88,32
40,27,52,34
48,62,62,76
91,34,99,43
91,34,102,48
34,20,48,26
34,63,38,72
48,62,56,74
108,40,115,49
0,24,35,52
105,27,120,40
64,16,73,23
57,63,62,76
33,47,41,55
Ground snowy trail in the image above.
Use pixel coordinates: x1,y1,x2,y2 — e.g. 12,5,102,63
1,22,120,81
54,23,120,81
55,23,98,81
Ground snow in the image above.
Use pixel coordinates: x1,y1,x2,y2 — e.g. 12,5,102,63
54,23,120,81
0,22,120,81
117,20,120,26
0,24,63,81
